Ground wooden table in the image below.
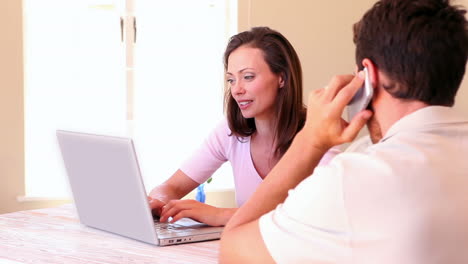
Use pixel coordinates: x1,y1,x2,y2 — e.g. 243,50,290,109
0,205,219,263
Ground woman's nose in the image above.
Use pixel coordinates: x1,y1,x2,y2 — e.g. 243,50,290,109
231,81,245,95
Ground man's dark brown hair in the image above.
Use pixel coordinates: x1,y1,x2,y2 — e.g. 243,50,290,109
354,0,468,106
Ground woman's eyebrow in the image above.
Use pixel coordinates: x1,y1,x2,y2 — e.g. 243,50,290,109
226,68,255,75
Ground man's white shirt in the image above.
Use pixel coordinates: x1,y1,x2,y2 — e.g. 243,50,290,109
259,106,468,264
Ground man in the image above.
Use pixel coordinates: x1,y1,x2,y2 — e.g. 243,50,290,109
219,0,468,263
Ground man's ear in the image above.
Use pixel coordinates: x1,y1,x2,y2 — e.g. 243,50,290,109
361,58,378,89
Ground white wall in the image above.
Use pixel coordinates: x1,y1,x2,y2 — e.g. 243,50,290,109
238,0,468,114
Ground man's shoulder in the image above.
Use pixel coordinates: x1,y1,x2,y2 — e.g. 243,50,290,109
345,135,373,153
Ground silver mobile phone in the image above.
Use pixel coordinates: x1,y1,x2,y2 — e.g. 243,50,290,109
347,67,373,121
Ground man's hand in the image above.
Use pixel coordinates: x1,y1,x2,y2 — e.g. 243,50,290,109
302,73,373,151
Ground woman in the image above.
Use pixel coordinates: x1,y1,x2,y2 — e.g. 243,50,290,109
149,27,337,226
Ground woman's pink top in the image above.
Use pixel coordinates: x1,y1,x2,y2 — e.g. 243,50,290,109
180,120,340,206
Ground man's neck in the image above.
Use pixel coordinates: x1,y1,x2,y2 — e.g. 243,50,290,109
370,94,428,143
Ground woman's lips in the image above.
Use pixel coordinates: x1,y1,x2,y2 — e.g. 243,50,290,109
238,100,253,110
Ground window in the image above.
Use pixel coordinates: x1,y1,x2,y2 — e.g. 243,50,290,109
24,0,237,198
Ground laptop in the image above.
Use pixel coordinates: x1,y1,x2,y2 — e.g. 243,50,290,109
56,130,223,246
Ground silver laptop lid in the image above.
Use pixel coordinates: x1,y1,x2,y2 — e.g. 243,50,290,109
56,130,158,244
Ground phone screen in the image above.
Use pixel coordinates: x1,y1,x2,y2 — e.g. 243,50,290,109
347,67,373,121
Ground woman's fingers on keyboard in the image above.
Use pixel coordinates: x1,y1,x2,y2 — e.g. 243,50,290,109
160,200,223,226
161,200,204,222
148,197,166,216
160,199,191,222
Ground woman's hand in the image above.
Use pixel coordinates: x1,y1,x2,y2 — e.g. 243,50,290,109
160,199,236,227
148,196,166,217
302,73,373,152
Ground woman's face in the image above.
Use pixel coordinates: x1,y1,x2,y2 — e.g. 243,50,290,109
226,46,283,120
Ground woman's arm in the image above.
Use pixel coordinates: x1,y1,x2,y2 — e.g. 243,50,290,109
149,169,237,226
149,121,232,222
148,169,199,215
160,201,237,226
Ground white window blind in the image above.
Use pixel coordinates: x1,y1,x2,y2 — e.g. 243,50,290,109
24,0,237,199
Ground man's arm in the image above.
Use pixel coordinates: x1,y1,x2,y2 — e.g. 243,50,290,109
223,130,329,231
219,219,274,264
219,73,372,263
218,130,330,264
218,132,326,263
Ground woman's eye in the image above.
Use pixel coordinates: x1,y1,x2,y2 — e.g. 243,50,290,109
226,78,234,84
244,75,254,80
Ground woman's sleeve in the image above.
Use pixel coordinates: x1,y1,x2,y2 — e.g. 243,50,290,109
179,121,231,184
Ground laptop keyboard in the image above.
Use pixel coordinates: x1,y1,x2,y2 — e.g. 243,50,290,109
153,220,200,236
154,221,183,230
153,218,218,238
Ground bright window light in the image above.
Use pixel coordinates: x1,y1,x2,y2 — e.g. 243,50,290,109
23,0,237,198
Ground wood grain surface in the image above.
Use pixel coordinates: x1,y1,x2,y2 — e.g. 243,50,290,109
0,205,219,264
